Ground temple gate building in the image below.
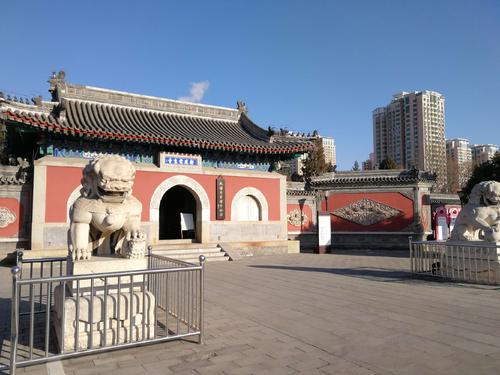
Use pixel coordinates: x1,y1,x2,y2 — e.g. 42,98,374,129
0,73,312,257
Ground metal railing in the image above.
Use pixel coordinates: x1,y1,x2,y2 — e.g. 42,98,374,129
409,238,500,285
8,248,205,374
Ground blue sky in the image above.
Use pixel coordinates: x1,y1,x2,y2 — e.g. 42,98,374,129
1,0,499,169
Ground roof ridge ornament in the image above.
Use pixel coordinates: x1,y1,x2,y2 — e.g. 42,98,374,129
48,70,66,101
237,100,248,114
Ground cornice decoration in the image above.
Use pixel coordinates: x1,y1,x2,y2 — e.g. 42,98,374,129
332,198,401,226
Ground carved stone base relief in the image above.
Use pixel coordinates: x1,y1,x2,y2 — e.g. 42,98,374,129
332,198,401,226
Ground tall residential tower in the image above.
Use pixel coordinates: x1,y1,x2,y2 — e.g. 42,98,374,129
446,138,472,192
373,91,446,190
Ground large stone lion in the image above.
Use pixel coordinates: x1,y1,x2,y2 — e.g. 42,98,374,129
69,155,145,261
450,181,500,242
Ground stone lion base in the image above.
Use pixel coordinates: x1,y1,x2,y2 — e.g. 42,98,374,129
54,262,156,352
54,285,155,351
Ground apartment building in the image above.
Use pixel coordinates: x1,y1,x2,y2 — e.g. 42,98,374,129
446,138,472,192
471,144,498,166
373,91,446,190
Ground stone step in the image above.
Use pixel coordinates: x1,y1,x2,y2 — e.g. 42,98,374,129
181,255,230,263
154,248,223,255
159,251,226,259
153,246,230,263
152,242,220,251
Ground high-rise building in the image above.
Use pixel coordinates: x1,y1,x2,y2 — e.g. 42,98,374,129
471,144,498,166
362,152,375,170
446,138,472,192
283,133,336,176
321,136,336,167
373,91,446,190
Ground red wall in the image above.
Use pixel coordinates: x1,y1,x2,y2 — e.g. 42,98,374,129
323,192,414,232
0,198,22,237
45,166,282,223
46,167,82,222
287,203,313,232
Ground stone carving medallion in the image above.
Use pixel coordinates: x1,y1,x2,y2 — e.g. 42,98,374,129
0,207,16,228
287,208,308,227
332,198,401,226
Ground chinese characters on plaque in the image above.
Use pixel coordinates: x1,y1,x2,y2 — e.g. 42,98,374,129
216,177,225,220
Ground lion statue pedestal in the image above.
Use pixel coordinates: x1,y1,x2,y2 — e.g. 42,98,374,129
54,155,155,352
440,181,500,281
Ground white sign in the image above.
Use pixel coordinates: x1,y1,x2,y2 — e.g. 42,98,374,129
318,213,331,247
436,216,448,240
180,213,195,231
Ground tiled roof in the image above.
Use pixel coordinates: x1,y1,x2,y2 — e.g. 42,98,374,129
311,169,436,186
429,193,461,204
0,80,313,155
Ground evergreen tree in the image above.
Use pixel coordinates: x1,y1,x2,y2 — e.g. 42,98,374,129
352,160,360,171
302,138,329,185
461,152,500,203
379,157,398,170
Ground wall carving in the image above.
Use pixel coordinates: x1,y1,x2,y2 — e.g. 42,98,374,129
332,198,401,226
287,208,308,227
0,207,16,228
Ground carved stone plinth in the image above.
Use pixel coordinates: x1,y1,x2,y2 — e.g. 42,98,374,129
67,255,148,290
53,285,155,351
55,255,154,352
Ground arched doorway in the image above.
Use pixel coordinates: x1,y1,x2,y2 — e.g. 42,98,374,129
159,186,197,240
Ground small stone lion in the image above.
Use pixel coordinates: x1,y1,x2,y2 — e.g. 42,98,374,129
450,181,500,242
69,155,146,261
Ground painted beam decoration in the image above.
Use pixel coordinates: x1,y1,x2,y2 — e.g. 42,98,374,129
42,145,154,164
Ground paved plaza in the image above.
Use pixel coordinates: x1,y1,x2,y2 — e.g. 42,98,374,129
3,251,500,374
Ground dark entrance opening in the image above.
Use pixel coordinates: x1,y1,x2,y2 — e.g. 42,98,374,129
159,185,197,240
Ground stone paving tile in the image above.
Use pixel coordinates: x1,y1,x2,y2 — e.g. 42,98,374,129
4,251,500,374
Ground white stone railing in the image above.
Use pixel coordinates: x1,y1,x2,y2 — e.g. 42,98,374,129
409,239,500,285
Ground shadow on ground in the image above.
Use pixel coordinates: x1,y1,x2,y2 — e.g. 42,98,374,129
249,265,413,282
249,264,500,290
300,249,409,258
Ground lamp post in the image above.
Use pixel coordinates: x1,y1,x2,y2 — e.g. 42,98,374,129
324,190,330,212
298,198,306,233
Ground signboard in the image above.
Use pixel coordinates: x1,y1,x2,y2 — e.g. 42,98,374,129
436,216,449,240
159,152,202,170
216,177,225,220
180,213,195,231
164,156,198,166
318,212,331,253
434,206,448,240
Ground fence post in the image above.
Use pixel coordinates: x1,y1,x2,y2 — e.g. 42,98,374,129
148,245,153,269
408,236,413,274
198,255,206,344
10,266,21,375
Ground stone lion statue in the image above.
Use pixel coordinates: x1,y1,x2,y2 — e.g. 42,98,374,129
69,155,146,261
450,181,500,242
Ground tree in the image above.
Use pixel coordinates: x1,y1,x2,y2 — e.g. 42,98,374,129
461,152,500,203
352,160,360,171
446,160,472,193
327,163,337,173
302,138,329,185
379,157,398,170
